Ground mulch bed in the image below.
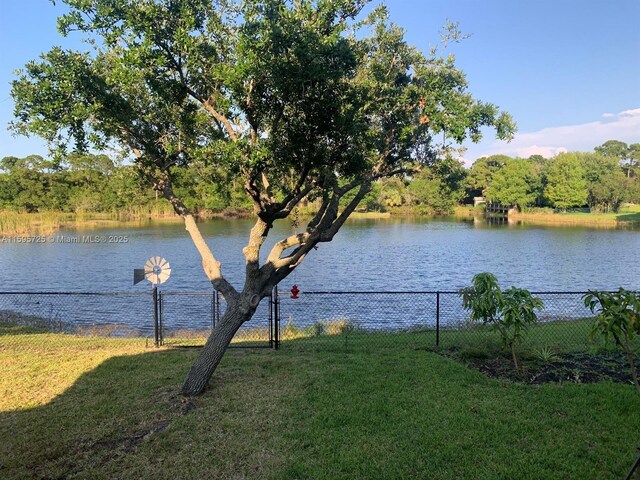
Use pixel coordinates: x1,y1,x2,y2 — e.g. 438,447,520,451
444,350,635,385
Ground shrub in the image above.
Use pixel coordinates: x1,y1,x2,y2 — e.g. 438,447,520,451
584,288,640,394
532,346,561,363
460,273,544,371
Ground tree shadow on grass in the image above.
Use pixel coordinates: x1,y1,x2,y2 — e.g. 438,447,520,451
0,348,193,479
0,346,295,480
615,212,640,224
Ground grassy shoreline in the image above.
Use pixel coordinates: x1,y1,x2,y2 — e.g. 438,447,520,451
510,206,640,227
455,204,640,228
0,208,252,237
0,209,181,237
2,204,639,236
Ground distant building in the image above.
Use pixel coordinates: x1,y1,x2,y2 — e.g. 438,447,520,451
485,202,517,216
473,196,486,207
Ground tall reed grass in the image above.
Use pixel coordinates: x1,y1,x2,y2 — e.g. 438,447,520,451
0,204,179,236
0,210,69,236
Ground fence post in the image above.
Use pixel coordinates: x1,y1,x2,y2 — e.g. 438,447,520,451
153,286,159,348
274,286,280,350
158,291,163,346
216,290,221,326
211,288,218,330
268,290,274,349
436,291,440,347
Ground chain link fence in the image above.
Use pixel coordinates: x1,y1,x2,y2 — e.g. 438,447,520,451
159,291,273,348
0,290,273,351
276,290,604,354
0,291,152,336
0,289,616,355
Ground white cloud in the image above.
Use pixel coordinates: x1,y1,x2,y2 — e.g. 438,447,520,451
466,107,640,162
619,108,640,117
512,145,567,158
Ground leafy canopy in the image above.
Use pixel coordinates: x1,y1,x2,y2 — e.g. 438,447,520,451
484,158,539,211
11,0,515,225
543,152,588,210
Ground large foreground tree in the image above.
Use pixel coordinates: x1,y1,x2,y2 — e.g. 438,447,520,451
11,0,514,395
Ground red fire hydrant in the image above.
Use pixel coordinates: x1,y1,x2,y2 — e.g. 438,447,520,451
290,284,300,299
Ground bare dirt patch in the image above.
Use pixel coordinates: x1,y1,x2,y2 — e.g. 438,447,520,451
445,350,635,386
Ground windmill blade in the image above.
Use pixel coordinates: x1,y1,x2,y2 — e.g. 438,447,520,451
159,265,171,283
145,271,157,283
141,256,172,285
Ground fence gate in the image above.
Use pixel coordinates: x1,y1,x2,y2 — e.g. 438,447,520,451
157,290,279,349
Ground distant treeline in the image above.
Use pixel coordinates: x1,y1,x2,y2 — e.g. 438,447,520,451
468,140,640,212
1,140,638,216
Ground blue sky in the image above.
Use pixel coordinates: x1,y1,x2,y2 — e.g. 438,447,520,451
0,0,638,164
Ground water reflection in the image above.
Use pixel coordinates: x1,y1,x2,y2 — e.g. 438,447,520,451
0,217,638,292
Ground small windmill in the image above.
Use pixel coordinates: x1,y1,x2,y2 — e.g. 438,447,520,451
134,256,171,347
134,256,171,286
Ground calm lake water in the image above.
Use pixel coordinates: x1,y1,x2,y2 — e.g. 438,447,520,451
0,216,638,293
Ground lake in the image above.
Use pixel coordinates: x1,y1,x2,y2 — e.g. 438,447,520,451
0,216,638,293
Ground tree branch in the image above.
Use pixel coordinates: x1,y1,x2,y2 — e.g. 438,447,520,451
265,232,312,268
272,180,316,219
320,181,372,241
260,177,371,288
202,96,238,141
178,82,238,141
242,217,271,292
154,39,238,142
158,173,237,299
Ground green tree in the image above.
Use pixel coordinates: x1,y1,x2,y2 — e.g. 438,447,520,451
625,175,640,204
465,154,512,199
628,143,640,179
408,157,466,213
595,140,639,178
0,155,49,212
580,152,626,212
543,153,588,210
594,139,628,160
65,153,116,212
108,165,162,213
484,158,539,211
378,177,408,208
527,154,550,207
0,173,18,208
11,0,514,395
339,180,382,211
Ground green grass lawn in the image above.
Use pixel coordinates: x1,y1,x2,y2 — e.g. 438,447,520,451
1,328,639,479
511,204,640,227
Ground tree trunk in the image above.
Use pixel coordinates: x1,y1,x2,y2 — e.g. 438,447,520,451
623,347,640,395
510,342,520,373
181,300,254,396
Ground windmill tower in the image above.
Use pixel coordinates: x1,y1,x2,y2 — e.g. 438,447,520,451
134,256,171,347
